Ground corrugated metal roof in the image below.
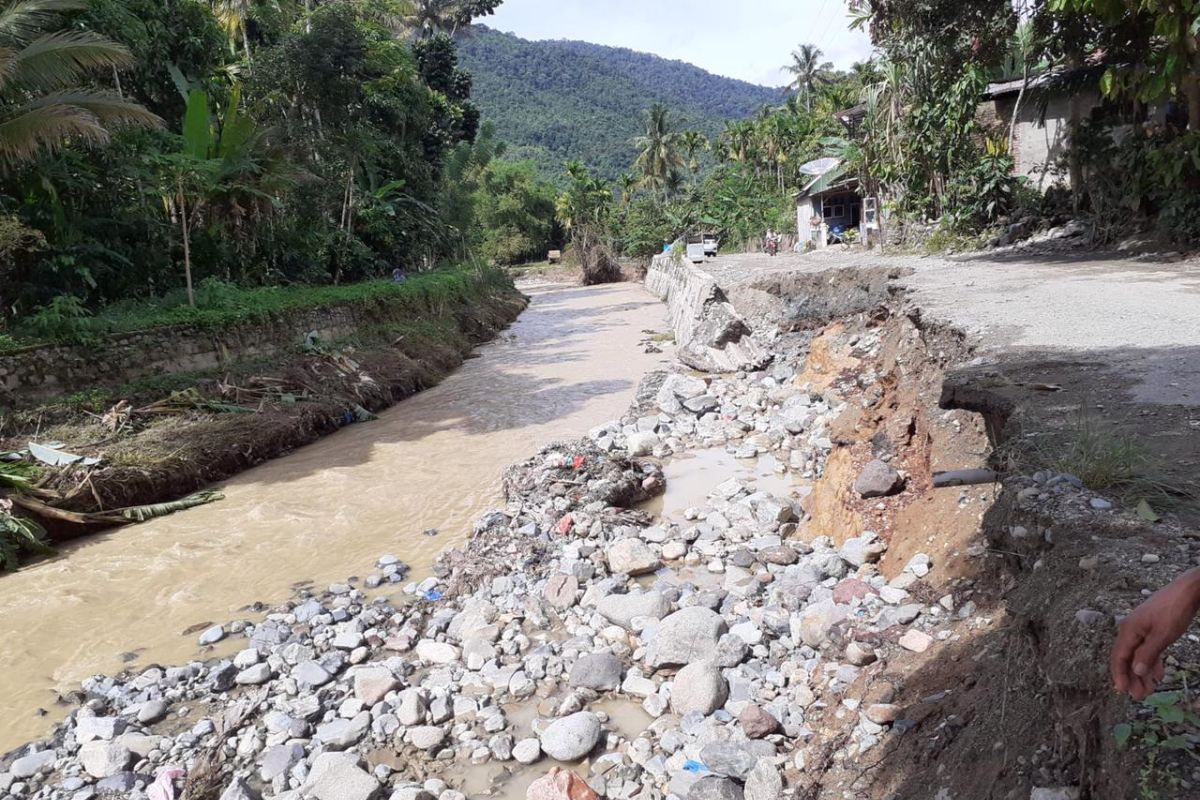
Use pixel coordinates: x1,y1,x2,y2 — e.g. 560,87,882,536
799,162,850,197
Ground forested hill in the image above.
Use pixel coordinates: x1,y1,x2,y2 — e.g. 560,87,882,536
457,26,782,180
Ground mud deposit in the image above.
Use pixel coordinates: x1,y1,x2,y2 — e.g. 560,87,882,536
0,282,671,753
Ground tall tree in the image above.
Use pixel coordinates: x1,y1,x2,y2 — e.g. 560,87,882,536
402,0,501,38
783,43,832,112
679,130,709,175
0,0,160,170
633,102,683,196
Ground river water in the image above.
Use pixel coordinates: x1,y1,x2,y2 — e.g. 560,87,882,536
0,281,670,754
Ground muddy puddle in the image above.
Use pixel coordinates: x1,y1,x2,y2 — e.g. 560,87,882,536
0,281,671,753
643,447,805,522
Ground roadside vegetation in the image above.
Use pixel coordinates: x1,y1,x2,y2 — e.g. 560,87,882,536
0,0,560,342
559,0,1200,258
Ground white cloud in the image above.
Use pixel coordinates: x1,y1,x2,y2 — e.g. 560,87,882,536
484,0,875,87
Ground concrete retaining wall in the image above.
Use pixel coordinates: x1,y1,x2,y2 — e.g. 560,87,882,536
644,253,767,373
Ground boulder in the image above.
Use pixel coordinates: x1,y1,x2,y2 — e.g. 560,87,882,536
568,654,624,691
353,667,399,705
626,432,660,457
10,750,56,779
687,777,744,800
738,705,781,739
539,712,601,762
414,640,460,665
303,753,380,800
744,762,783,800
315,712,370,749
669,661,728,716
526,767,599,800
513,738,542,765
699,741,756,780
645,607,728,668
854,460,903,498
544,574,579,609
899,630,933,653
596,592,671,630
408,726,447,751
78,741,133,778
606,539,661,576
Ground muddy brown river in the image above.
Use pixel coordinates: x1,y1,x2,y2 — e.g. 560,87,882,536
0,281,670,754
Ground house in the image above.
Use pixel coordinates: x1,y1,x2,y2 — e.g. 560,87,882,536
978,68,1106,190
794,161,880,248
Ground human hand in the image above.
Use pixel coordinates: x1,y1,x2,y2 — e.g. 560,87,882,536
1111,569,1200,700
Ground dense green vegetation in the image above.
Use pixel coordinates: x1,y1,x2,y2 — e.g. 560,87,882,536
561,0,1200,259
457,25,781,180
0,0,557,336
0,266,508,352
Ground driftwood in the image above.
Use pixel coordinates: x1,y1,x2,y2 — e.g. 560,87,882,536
12,490,224,529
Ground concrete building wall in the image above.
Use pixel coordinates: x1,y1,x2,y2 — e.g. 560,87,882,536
980,88,1103,190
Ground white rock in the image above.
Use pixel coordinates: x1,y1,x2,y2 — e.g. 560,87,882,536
414,640,460,665
669,661,728,716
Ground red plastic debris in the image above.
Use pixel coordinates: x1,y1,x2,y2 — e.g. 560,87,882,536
572,455,586,471
556,514,575,535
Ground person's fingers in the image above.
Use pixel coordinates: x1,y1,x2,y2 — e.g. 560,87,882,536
1112,624,1143,693
1132,631,1172,681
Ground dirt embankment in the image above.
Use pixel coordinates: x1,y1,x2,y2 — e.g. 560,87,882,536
740,268,1195,799
0,282,528,539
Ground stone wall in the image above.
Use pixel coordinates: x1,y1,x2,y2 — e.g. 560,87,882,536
1,301,398,407
644,253,767,373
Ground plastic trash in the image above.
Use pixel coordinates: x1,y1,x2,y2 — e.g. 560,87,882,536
683,760,707,773
423,590,443,602
147,766,184,800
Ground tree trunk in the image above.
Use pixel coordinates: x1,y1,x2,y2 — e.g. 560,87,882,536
1187,71,1200,131
1068,92,1084,212
242,26,253,64
178,178,195,308
1009,62,1030,155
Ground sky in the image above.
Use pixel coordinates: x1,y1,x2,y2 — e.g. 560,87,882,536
483,0,875,88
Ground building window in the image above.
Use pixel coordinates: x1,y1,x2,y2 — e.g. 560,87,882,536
823,204,845,220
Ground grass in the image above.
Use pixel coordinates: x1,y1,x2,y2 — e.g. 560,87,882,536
1014,412,1200,511
0,264,513,355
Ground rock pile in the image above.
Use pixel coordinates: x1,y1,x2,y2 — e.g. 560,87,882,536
1,337,982,800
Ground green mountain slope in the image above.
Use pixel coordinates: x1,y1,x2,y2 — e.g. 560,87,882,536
457,26,782,180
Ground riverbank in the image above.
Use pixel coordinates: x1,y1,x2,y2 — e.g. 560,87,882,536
0,268,528,541
2,255,1197,800
0,280,673,758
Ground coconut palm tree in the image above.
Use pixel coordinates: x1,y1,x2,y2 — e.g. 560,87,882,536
402,0,498,38
783,44,834,113
616,172,638,205
0,0,159,170
633,102,683,197
719,120,755,164
679,130,708,175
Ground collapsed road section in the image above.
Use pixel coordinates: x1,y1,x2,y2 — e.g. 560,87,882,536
2,252,1195,800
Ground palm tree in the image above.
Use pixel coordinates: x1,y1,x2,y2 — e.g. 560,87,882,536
719,120,755,164
633,102,683,196
616,173,638,205
783,44,833,113
0,0,159,170
679,130,708,175
211,0,271,62
402,0,497,38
